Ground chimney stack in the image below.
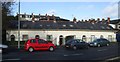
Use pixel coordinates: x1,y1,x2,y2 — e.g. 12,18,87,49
92,19,95,24
102,18,105,23
81,19,84,22
31,13,34,21
88,19,91,23
32,13,33,16
78,20,80,22
97,18,100,23
47,15,50,21
107,17,110,25
24,13,26,18
45,14,47,17
73,17,77,23
85,20,87,22
52,14,56,21
39,14,41,20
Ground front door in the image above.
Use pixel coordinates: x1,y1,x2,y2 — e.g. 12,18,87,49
59,35,63,46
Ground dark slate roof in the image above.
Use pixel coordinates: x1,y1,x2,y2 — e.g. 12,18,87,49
8,20,113,30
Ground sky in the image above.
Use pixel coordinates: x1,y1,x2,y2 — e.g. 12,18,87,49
12,2,119,21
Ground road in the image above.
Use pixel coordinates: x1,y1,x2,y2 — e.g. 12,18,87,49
2,43,120,61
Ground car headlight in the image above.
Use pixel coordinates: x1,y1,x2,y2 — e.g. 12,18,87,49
94,43,97,45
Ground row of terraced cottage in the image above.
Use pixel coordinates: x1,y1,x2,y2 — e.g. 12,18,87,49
6,13,118,46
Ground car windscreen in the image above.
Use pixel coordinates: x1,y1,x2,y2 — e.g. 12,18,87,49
76,39,83,42
66,40,73,44
93,39,100,42
38,39,47,43
30,39,36,43
101,39,109,42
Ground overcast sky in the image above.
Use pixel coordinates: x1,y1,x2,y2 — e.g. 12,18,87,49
12,2,119,21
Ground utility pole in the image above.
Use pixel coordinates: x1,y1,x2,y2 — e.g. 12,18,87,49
18,0,20,49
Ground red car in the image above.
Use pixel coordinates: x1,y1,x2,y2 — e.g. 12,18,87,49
24,39,56,52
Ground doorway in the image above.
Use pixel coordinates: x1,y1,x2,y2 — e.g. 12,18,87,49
65,36,75,43
11,35,15,41
59,35,63,46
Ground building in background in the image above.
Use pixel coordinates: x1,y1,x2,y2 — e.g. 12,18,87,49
6,13,116,46
109,19,120,42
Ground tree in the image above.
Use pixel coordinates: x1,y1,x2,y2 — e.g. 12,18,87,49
1,1,15,44
2,2,15,29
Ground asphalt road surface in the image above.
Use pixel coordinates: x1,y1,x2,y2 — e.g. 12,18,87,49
2,43,120,61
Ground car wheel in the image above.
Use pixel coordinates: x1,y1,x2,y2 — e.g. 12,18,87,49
28,47,34,52
49,47,54,52
107,44,109,46
73,46,77,50
97,44,101,47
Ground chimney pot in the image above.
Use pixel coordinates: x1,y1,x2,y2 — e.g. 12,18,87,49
101,18,105,23
78,20,80,22
81,19,84,22
85,20,87,22
52,14,54,16
32,13,33,15
39,14,41,20
45,14,47,17
73,17,77,22
97,18,100,21
31,13,34,21
47,15,50,21
102,18,105,21
107,17,110,25
39,14,40,16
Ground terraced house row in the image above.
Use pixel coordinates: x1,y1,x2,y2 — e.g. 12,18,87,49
6,13,120,46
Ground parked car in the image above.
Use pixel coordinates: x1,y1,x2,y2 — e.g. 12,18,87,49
65,39,89,50
89,38,110,47
0,44,8,53
24,39,56,52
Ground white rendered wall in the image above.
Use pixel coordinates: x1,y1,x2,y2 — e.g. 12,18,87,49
6,30,116,45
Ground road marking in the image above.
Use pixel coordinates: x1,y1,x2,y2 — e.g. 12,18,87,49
64,53,83,56
106,57,120,61
3,58,20,61
97,49,107,52
64,55,68,56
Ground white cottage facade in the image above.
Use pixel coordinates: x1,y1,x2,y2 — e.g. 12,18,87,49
6,29,116,46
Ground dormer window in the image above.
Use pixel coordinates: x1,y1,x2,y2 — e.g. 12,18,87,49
47,25,50,27
70,25,74,27
39,25,42,27
90,26,93,29
63,25,66,27
101,26,105,29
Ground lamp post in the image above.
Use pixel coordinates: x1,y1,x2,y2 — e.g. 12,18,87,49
18,0,20,49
